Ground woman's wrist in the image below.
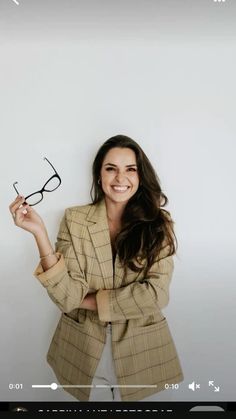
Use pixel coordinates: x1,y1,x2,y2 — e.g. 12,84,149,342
33,227,58,270
33,225,48,240
39,250,56,260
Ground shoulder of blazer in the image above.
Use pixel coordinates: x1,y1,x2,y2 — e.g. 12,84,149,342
63,199,107,226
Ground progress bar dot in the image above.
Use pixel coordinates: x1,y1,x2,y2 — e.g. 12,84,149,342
51,383,58,390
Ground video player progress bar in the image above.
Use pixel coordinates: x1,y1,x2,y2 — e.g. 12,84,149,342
32,383,157,390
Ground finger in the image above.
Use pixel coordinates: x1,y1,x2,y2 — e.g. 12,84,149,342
22,203,32,213
15,203,31,216
23,203,33,212
9,195,25,211
11,194,25,204
13,210,26,224
9,196,26,214
9,197,20,211
12,203,29,222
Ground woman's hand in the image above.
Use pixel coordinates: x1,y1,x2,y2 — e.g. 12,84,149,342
9,195,46,236
80,293,98,311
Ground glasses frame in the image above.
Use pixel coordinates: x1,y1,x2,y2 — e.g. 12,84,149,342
13,157,61,206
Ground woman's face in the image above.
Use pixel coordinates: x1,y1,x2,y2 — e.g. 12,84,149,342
100,147,140,205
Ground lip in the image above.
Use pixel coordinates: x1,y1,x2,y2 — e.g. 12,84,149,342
111,185,130,192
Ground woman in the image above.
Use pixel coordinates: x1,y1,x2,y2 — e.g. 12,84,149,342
9,134,184,401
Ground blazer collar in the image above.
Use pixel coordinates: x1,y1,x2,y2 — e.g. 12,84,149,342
87,199,113,287
86,198,108,224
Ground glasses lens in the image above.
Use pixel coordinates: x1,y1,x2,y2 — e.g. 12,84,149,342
43,176,61,192
25,192,43,206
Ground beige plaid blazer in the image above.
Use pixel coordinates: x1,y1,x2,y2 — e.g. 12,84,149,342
34,199,184,401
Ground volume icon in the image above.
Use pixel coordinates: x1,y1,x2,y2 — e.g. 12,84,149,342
188,381,200,391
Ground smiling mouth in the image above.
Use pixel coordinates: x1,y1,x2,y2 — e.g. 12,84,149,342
111,186,130,192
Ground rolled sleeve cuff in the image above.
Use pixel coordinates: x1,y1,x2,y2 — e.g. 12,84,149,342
33,252,65,287
96,289,111,322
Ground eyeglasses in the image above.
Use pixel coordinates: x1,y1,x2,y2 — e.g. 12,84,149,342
13,157,61,206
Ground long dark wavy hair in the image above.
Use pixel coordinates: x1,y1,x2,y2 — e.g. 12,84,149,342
90,134,177,277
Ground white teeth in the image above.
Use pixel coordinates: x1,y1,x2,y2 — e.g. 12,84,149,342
112,186,129,192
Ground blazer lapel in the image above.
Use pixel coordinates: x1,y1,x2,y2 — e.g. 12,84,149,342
87,200,114,289
113,255,125,288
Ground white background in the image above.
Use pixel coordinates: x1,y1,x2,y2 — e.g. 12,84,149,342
0,0,236,402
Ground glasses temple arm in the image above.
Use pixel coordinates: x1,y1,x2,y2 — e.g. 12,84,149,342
13,182,20,195
43,157,59,175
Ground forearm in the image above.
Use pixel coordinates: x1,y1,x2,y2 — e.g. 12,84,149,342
96,255,174,322
33,228,58,271
33,209,90,313
34,254,89,313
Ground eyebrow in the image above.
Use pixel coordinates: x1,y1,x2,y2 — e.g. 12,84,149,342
104,163,137,167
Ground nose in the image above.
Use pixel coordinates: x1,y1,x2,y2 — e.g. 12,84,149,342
115,171,126,183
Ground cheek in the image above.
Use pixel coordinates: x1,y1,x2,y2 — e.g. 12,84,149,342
101,173,113,185
131,174,139,185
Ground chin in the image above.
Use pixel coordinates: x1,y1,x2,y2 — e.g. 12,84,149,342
106,193,131,204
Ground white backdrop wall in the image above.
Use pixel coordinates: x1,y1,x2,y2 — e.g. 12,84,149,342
1,0,236,402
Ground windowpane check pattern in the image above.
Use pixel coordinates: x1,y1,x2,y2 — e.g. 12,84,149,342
13,157,61,206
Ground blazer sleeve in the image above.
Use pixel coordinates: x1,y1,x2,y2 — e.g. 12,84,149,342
96,245,174,322
33,208,89,313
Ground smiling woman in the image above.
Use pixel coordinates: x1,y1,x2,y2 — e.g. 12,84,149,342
96,146,140,263
90,135,178,279
9,134,184,402
100,147,139,209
